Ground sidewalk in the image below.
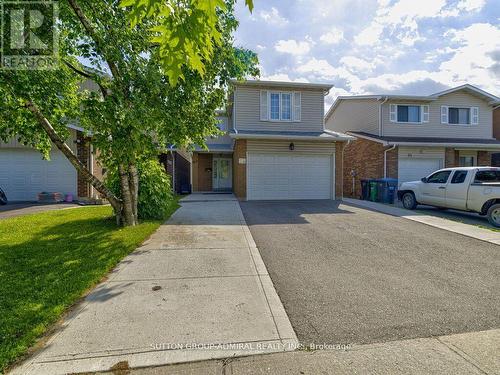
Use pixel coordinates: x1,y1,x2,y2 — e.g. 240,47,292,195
100,328,500,374
343,198,500,245
12,194,297,374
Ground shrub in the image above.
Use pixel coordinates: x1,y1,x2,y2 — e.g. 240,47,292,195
105,158,174,220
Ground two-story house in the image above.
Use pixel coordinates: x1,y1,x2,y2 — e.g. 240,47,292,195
325,84,500,198
189,80,353,200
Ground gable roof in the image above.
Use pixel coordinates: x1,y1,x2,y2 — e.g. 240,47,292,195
431,84,500,104
325,84,500,121
231,79,333,93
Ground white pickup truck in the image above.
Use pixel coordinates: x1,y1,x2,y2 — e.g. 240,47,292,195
397,167,500,227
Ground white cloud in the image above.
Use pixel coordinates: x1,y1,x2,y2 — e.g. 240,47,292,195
457,0,486,12
353,0,486,47
340,56,376,74
275,39,311,55
258,7,289,26
319,28,344,44
262,73,310,83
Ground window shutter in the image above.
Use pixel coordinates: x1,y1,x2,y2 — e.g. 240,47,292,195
472,107,479,125
389,104,397,122
293,92,301,122
260,90,268,121
422,105,429,123
441,106,448,124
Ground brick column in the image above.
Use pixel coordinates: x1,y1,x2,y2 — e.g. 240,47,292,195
233,139,247,199
76,131,91,198
445,148,459,168
335,142,344,199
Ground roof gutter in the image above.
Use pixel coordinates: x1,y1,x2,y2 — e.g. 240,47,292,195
229,133,354,142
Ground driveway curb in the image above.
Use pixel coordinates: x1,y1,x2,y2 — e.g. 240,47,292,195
342,198,500,246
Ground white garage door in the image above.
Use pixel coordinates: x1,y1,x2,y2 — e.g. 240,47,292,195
0,148,77,201
247,153,333,200
398,158,443,185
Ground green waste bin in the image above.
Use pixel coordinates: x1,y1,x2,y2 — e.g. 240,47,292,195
369,181,378,201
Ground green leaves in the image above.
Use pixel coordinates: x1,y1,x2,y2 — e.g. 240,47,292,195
120,0,254,85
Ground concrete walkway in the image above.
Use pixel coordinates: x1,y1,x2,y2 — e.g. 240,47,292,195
343,198,500,245
12,194,297,375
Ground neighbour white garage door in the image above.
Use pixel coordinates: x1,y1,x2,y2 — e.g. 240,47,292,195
0,148,77,201
398,158,443,185
247,153,333,200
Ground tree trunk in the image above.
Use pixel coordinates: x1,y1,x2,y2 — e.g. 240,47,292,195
128,163,139,224
118,164,137,226
25,100,124,222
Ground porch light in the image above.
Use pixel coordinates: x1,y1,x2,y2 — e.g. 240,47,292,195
289,142,294,151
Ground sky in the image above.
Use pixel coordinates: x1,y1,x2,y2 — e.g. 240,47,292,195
233,0,500,110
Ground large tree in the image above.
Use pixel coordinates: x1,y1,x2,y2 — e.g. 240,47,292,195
0,0,258,226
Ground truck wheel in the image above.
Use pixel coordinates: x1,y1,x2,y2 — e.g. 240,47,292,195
402,192,417,210
487,204,500,228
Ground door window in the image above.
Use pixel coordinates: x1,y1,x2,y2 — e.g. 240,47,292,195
427,170,451,183
451,170,468,184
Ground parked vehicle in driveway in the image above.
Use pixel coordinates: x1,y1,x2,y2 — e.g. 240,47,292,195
398,167,500,227
0,187,7,205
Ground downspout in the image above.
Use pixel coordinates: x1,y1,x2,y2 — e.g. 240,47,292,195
89,144,94,198
384,144,397,178
379,97,388,136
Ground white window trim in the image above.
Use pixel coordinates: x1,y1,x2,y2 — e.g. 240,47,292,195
446,106,478,127
266,91,298,122
392,104,425,124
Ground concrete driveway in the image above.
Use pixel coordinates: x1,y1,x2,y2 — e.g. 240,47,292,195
239,200,500,346
0,202,80,219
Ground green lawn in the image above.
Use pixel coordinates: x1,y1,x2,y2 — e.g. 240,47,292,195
0,200,179,372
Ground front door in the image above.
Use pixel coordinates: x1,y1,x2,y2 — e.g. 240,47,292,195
212,158,232,191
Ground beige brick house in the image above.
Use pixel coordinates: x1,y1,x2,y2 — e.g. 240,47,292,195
325,84,500,198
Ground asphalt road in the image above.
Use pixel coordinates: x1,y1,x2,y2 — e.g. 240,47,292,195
239,200,500,346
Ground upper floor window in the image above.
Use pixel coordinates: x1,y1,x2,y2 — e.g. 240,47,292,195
260,90,301,122
390,104,429,123
441,106,479,125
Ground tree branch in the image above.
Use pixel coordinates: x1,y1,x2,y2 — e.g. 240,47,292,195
63,59,109,98
66,0,121,81
24,100,122,212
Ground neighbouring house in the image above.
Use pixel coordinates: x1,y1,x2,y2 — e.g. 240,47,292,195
0,125,103,202
186,80,353,200
493,107,500,166
159,148,191,194
325,84,500,198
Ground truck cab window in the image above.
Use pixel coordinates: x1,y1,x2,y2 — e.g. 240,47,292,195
474,171,500,183
427,171,452,184
451,170,468,184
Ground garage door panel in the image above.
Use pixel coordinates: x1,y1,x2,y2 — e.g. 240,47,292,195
0,148,77,201
247,153,332,200
398,158,443,186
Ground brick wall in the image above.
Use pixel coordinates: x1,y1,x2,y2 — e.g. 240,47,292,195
494,108,500,140
477,151,491,166
192,153,212,191
342,137,397,198
445,148,459,168
233,139,247,199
